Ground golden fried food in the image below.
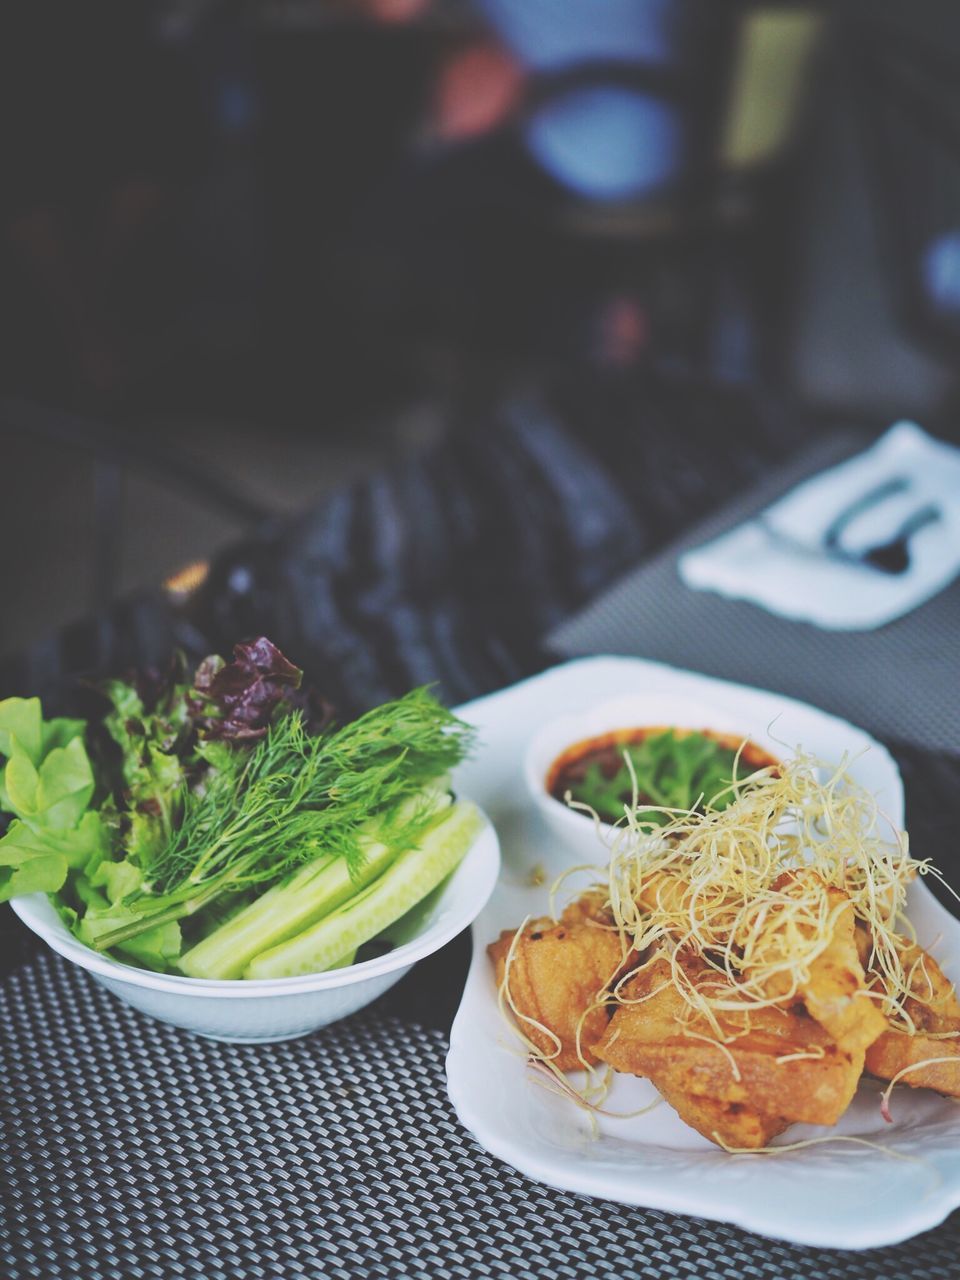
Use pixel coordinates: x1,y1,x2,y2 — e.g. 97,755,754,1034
496,747,958,1151
635,869,688,918
867,1032,960,1097
595,951,864,1147
765,876,886,1055
894,939,960,1029
650,1074,789,1151
864,939,960,1097
558,890,614,929
488,916,622,1070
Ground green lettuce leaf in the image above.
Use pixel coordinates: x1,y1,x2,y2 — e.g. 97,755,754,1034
0,810,111,903
41,717,87,756
0,821,68,899
36,737,96,829
0,697,43,764
115,921,182,970
90,857,145,904
0,698,85,767
101,677,192,864
3,733,95,829
4,751,40,814
0,695,107,903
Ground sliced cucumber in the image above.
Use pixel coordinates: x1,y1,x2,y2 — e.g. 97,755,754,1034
179,789,451,979
244,800,482,980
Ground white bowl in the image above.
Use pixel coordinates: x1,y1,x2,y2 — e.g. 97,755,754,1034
11,806,500,1043
523,692,778,864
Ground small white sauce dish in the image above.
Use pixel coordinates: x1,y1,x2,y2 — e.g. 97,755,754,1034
523,693,775,864
11,807,500,1043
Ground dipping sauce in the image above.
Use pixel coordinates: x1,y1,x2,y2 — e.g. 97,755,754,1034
547,726,779,826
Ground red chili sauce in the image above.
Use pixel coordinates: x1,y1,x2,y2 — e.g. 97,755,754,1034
546,725,779,814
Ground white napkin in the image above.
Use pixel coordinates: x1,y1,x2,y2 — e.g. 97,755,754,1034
678,422,960,630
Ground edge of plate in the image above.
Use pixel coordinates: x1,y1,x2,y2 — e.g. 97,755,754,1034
447,655,960,1250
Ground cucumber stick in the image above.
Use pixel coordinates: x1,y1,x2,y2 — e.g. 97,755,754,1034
244,800,483,979
178,789,452,979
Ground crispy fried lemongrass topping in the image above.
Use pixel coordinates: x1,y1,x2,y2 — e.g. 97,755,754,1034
709,1133,927,1164
879,1058,960,1123
496,917,615,1121
496,746,958,1151
526,1059,663,1123
600,749,954,1036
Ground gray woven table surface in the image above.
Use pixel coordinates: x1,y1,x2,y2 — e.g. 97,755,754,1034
3,947,960,1280
547,430,960,755
5,405,960,1278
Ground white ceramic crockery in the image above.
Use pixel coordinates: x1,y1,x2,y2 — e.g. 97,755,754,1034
12,809,499,1042
448,657,960,1250
523,691,774,862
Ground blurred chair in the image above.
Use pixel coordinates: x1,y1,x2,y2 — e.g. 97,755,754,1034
0,399,271,614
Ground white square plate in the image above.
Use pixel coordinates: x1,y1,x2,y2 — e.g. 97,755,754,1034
446,657,960,1249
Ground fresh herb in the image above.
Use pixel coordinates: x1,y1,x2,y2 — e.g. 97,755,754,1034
568,730,747,827
0,698,106,902
179,787,453,979
92,638,328,906
245,800,483,980
191,637,304,741
92,688,472,951
0,640,477,980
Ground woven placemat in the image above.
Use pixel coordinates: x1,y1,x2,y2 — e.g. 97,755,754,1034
547,431,960,755
3,948,959,1280
4,402,959,1277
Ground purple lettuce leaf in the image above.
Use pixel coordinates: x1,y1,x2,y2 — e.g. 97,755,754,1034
192,637,304,741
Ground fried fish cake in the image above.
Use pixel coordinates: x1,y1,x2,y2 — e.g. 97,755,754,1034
595,950,865,1147
864,939,960,1097
488,915,623,1070
650,1073,790,1151
558,890,614,929
764,875,886,1056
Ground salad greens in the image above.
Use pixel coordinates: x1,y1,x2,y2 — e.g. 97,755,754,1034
179,787,453,979
565,729,750,828
0,697,106,902
246,800,483,980
0,639,477,977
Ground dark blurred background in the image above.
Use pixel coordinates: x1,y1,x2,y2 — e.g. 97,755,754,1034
3,0,960,663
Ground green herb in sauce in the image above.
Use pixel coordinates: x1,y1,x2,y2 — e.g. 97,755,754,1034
557,729,753,827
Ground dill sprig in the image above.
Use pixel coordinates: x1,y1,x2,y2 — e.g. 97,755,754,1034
93,688,474,950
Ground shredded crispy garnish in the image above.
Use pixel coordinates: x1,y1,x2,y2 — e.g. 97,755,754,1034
497,743,960,1150
602,750,954,1033
879,1057,960,1123
497,915,615,1114
526,1058,662,1122
709,1133,926,1165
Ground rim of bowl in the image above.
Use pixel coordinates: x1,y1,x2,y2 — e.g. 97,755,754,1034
523,699,776,834
522,688,906,857
10,808,500,998
524,746,617,837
